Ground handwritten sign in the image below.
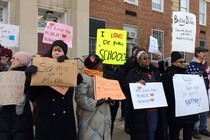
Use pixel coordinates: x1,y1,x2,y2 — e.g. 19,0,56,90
148,36,158,54
0,71,25,105
129,82,168,109
96,29,127,65
50,86,69,95
31,57,77,87
172,12,196,53
42,22,73,48
0,23,19,47
173,74,209,117
94,75,126,100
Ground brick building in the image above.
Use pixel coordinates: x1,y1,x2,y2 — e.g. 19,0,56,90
89,0,210,62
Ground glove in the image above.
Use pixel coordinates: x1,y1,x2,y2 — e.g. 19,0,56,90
57,55,66,62
95,98,105,107
105,97,115,106
25,65,38,74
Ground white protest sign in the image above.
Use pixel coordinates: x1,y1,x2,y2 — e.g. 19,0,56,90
129,82,168,109
173,74,209,117
172,12,196,53
0,71,25,105
148,36,158,53
0,23,19,47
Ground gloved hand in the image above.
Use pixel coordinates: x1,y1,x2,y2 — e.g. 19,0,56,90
57,55,66,62
25,65,38,74
95,98,105,107
105,97,115,106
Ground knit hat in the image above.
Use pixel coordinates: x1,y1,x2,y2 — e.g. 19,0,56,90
13,52,33,66
1,48,13,58
171,51,183,63
84,54,103,69
195,46,208,53
51,40,68,55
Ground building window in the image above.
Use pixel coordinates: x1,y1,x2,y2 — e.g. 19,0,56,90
152,0,164,12
180,0,189,12
152,29,164,59
124,0,138,5
199,0,206,25
199,39,206,47
0,1,9,23
89,18,106,54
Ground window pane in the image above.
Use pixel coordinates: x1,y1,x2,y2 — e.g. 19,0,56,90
180,0,188,12
0,7,3,22
200,40,206,47
152,0,161,10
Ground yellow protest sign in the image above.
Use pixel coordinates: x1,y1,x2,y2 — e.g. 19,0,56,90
31,57,77,87
94,75,126,100
96,29,127,65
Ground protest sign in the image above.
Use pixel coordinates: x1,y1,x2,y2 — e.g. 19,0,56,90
96,29,127,65
42,22,73,48
148,36,159,54
94,75,126,100
129,82,168,109
0,71,25,105
0,23,19,47
50,86,69,95
173,74,209,117
172,12,196,53
31,57,77,87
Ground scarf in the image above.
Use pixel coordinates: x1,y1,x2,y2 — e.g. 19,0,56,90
82,67,103,77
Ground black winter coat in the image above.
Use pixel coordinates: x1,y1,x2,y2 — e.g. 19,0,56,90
0,66,33,140
163,65,198,124
29,86,76,140
124,65,167,140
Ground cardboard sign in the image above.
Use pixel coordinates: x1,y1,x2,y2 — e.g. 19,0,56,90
0,71,25,105
42,22,73,48
96,29,127,65
0,23,19,47
94,75,126,100
172,12,196,53
173,74,209,117
31,57,77,87
148,36,158,54
129,82,168,109
50,86,69,95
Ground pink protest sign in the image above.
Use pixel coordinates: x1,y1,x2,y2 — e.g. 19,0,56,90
42,22,73,48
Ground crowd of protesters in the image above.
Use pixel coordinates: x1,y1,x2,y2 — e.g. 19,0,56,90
0,42,210,140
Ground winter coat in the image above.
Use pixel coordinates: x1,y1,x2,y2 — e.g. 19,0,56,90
124,65,167,140
163,65,198,124
75,74,111,140
29,86,76,140
0,66,33,140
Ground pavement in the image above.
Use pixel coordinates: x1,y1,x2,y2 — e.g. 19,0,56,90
112,110,210,140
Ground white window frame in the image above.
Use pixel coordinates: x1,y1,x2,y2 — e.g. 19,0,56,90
124,0,138,6
151,29,164,59
180,0,189,12
152,0,164,12
199,0,206,26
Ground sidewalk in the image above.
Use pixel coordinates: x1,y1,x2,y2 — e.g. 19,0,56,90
112,111,210,140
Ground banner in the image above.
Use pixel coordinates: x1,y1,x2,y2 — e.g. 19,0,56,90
42,22,73,48
94,75,126,100
173,74,209,117
172,12,196,53
96,29,127,65
129,82,168,109
31,57,77,87
0,23,19,47
148,36,158,54
0,71,25,105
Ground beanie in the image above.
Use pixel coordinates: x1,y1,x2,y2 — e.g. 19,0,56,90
1,48,13,58
13,52,33,66
84,54,103,69
51,40,68,55
171,51,183,63
195,46,208,53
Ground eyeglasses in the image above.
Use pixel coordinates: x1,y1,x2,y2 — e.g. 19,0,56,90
141,57,150,60
12,57,19,60
1,54,9,58
177,61,186,64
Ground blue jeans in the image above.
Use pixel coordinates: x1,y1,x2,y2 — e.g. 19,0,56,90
147,111,158,140
194,111,209,131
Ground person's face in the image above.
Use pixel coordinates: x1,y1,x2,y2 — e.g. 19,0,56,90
93,62,103,72
51,46,64,59
173,58,186,68
1,54,10,63
10,57,22,69
196,51,207,60
138,52,150,67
